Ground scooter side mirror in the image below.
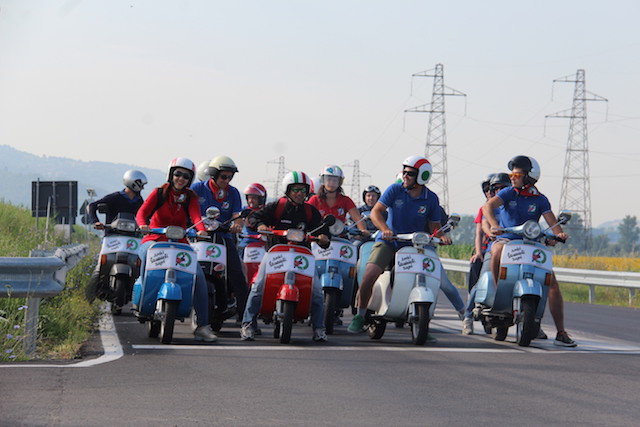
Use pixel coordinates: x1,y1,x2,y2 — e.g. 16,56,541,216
205,206,221,220
97,203,109,215
360,211,370,218
448,213,461,227
328,219,345,236
557,210,572,225
323,215,336,226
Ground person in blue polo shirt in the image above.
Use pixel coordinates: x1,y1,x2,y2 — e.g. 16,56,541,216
483,155,576,347
191,155,248,324
347,155,452,341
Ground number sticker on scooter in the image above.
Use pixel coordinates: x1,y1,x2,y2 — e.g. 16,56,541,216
501,244,553,271
395,253,441,280
147,247,198,274
265,252,315,277
100,236,141,255
192,242,227,266
311,242,357,265
243,245,266,263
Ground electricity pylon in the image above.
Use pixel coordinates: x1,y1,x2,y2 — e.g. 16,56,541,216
266,156,286,197
405,63,466,212
546,69,607,252
343,160,371,200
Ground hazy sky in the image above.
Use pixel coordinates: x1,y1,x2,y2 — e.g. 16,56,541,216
1,0,639,226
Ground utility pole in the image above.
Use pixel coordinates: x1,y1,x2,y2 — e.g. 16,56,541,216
405,63,466,212
266,156,286,198
547,69,607,252
343,160,371,201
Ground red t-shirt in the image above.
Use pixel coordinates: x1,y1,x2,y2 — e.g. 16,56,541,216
136,186,206,243
307,194,356,223
475,206,483,224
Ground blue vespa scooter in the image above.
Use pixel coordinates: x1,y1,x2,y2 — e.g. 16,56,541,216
132,208,216,344
473,211,571,346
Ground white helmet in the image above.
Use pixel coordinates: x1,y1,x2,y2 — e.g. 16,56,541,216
208,155,238,179
402,155,432,185
123,170,147,193
167,157,196,186
282,171,312,195
508,155,541,185
320,164,344,187
196,160,211,182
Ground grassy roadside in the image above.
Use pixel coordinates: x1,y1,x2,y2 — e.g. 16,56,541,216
0,202,101,362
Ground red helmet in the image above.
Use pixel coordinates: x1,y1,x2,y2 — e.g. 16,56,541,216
244,182,267,203
402,155,432,185
167,157,196,186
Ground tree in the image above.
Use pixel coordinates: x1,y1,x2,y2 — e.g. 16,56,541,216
617,215,639,254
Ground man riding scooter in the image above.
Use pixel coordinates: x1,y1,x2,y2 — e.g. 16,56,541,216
483,155,576,347
347,155,453,343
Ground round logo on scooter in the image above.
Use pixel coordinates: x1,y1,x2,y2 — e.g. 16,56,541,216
531,249,547,264
423,257,436,273
206,245,221,258
175,252,193,268
293,255,309,271
339,245,353,259
126,239,139,251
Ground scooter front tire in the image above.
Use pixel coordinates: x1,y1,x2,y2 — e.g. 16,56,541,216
147,320,161,338
160,300,178,344
411,303,430,345
280,300,296,344
323,289,338,335
367,319,386,340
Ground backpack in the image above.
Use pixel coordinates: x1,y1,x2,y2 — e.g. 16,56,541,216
274,197,313,226
146,187,193,224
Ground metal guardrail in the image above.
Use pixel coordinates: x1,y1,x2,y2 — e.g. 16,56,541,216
1,244,89,355
441,258,640,305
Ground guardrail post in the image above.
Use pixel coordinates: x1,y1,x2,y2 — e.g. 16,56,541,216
589,285,596,304
630,289,636,306
24,297,40,355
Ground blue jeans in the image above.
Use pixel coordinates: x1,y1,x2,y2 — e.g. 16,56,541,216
139,241,209,326
242,255,325,331
440,269,465,313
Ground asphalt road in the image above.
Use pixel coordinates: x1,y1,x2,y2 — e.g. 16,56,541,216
1,295,639,426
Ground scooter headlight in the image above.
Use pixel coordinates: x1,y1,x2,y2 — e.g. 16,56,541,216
285,229,304,242
165,226,186,240
113,218,138,233
412,232,431,246
522,221,541,240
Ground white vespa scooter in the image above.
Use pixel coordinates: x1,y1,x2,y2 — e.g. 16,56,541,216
363,215,460,345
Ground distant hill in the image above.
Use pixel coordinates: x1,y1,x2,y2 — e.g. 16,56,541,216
0,145,165,215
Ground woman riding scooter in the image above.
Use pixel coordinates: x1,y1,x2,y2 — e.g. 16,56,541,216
135,157,217,342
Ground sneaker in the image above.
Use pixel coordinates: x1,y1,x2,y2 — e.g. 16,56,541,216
462,317,474,335
313,329,328,342
240,322,255,341
554,330,577,347
194,325,218,342
426,333,438,343
347,314,366,334
536,327,548,340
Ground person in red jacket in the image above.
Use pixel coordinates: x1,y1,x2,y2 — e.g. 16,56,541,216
136,157,217,342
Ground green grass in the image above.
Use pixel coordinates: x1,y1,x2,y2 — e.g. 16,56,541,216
0,202,101,362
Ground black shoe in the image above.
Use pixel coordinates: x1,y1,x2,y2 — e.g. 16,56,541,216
554,330,577,347
536,327,548,340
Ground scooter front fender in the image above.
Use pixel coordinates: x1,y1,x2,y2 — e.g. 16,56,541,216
158,281,183,301
408,286,435,306
513,278,542,298
320,273,343,290
277,284,299,302
109,263,133,278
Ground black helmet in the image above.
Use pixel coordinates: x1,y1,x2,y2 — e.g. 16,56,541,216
507,155,541,185
362,185,381,203
490,173,510,190
482,173,496,193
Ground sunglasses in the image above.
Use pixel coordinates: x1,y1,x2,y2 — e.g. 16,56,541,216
490,186,506,193
509,172,523,179
290,187,308,194
173,171,192,180
402,170,418,177
218,174,233,181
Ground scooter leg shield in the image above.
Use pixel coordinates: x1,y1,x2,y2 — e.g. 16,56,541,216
473,272,496,306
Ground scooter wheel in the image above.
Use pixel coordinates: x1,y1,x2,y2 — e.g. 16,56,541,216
367,319,386,340
493,326,508,341
147,320,160,338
